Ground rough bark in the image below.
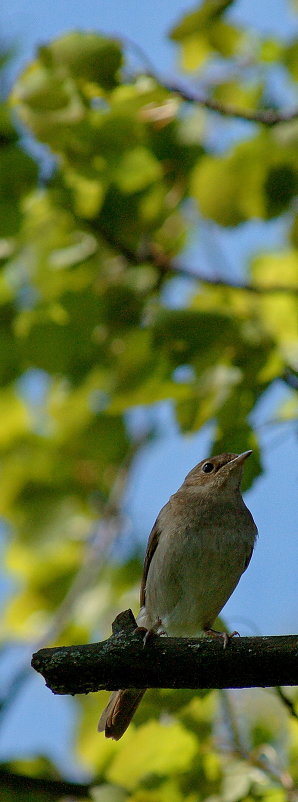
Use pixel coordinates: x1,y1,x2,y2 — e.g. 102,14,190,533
31,609,298,696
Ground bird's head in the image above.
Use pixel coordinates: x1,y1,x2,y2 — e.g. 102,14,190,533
183,451,252,493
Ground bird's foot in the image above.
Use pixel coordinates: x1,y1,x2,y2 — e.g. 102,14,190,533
204,627,240,650
133,625,153,647
134,618,166,647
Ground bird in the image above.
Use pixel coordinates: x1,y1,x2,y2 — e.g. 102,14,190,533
98,450,258,740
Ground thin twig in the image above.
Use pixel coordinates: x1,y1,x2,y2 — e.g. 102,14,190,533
282,370,298,391
170,265,298,295
219,689,246,753
161,78,298,127
220,689,297,798
112,33,298,128
98,225,298,295
276,686,298,721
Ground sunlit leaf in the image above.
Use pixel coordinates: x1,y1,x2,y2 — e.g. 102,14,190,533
44,31,123,89
106,720,198,790
114,147,162,194
252,251,298,367
283,38,298,80
191,134,298,226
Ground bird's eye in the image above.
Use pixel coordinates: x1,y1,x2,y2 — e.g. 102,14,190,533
202,462,214,474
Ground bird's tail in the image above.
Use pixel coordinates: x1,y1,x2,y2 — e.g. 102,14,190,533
98,688,146,740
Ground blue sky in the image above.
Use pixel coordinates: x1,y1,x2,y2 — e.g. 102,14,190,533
0,0,297,778
2,0,297,83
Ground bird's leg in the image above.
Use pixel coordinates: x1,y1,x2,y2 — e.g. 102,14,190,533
134,617,167,647
203,627,240,650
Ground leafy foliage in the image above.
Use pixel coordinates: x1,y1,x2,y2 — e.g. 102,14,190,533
0,2,297,800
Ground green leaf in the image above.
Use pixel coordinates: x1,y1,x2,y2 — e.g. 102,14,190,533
252,251,298,367
191,153,246,226
106,720,198,790
0,387,29,450
283,38,298,80
43,32,123,89
176,365,241,432
91,785,127,802
152,308,237,368
264,163,298,217
212,79,263,110
170,2,242,71
170,1,235,41
114,147,162,194
208,20,242,58
0,145,38,235
191,134,298,226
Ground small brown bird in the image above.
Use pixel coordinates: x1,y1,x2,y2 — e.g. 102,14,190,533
98,451,257,739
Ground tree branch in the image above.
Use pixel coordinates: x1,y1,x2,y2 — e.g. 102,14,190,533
105,32,298,127
97,226,298,295
170,265,298,296
0,767,92,800
161,78,298,127
276,686,298,721
32,610,298,696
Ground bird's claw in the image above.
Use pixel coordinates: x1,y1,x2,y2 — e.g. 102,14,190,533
204,628,240,650
134,618,166,648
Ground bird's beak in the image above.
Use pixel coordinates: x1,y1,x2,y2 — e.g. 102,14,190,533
230,450,252,466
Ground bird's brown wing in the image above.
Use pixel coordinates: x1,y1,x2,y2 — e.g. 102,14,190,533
140,519,160,607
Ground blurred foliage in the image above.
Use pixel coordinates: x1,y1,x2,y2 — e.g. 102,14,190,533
0,1,297,799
